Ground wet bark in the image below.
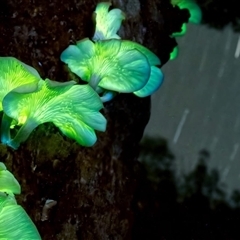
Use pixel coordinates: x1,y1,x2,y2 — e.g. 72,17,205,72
0,0,187,239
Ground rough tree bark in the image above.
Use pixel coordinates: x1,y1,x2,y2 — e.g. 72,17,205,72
0,0,187,239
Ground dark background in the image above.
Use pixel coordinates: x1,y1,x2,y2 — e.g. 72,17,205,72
140,1,240,238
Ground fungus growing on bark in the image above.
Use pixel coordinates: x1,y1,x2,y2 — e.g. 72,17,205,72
172,23,187,37
176,0,202,24
0,57,40,111
0,162,20,195
92,1,125,41
2,79,106,149
0,163,41,239
60,38,151,93
0,189,41,239
120,40,163,97
169,46,179,60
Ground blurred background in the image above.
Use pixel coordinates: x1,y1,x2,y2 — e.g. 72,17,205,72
134,23,240,239
145,24,240,196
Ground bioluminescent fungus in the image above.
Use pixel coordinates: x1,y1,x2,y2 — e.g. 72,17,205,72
0,57,41,111
177,1,202,24
0,192,41,239
171,0,202,24
120,40,163,97
61,2,164,99
170,46,179,60
0,162,20,195
92,2,125,41
171,23,187,37
133,66,164,97
0,163,41,239
60,38,151,93
170,0,201,61
2,79,107,149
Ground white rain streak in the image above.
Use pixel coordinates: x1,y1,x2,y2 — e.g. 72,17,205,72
225,28,232,51
173,108,189,144
234,35,240,58
230,143,239,161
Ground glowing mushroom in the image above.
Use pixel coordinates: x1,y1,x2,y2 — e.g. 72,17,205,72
120,40,163,97
0,57,40,111
0,57,41,144
169,46,179,60
171,23,187,37
0,192,41,239
2,79,107,149
60,38,151,93
92,2,125,41
0,162,20,195
177,0,202,24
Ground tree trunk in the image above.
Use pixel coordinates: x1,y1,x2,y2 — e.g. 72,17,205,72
0,0,186,239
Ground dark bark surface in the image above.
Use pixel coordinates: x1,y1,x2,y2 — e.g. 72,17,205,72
0,0,186,239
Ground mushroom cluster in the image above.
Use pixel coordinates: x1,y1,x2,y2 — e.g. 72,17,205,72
0,57,106,149
0,2,163,149
61,2,164,100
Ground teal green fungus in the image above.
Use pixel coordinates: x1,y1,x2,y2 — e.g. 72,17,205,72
169,46,179,60
61,38,151,93
0,162,20,195
0,57,41,111
92,2,125,41
171,23,187,37
61,2,163,99
0,57,41,144
177,1,202,24
133,66,164,97
120,40,163,97
2,79,106,149
170,0,201,60
171,0,202,24
61,38,164,98
91,2,164,98
0,162,41,239
0,198,41,239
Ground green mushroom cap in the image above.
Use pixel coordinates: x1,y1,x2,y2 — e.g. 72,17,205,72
171,0,202,24
60,38,151,93
134,66,164,97
0,193,41,239
178,1,202,24
171,23,187,37
169,46,179,60
2,79,107,149
0,162,21,195
120,40,163,97
0,57,41,111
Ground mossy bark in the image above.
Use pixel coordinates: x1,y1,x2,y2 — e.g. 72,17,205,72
0,0,187,239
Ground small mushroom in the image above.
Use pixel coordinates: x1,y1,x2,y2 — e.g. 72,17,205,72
92,2,125,41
